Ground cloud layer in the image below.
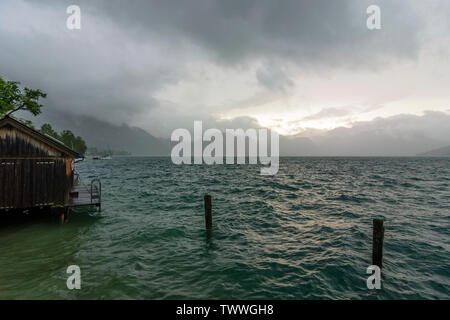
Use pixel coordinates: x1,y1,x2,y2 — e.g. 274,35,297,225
1,0,449,139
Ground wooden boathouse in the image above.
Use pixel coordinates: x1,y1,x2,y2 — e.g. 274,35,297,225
0,116,100,220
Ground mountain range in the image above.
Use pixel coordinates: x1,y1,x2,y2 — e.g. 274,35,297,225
28,110,450,157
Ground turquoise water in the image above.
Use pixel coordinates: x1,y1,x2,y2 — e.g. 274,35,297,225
0,157,449,299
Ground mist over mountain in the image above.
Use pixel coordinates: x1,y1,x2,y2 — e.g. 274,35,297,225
302,111,450,156
27,110,450,157
215,111,450,156
419,145,450,156
29,110,170,156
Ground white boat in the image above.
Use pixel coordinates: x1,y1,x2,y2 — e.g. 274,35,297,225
92,155,112,160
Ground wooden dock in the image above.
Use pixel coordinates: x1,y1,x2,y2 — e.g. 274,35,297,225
67,180,101,211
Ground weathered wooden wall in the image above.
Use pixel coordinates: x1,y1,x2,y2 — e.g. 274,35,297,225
0,126,61,157
0,159,73,209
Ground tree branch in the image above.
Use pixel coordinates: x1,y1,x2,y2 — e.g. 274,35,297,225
6,104,26,116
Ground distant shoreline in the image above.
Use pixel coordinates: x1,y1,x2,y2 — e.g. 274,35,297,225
82,155,450,158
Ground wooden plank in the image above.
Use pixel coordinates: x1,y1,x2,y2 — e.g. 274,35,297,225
66,184,100,207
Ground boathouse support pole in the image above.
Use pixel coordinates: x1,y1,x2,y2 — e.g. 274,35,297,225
58,208,69,224
59,210,65,224
372,218,384,268
204,195,212,230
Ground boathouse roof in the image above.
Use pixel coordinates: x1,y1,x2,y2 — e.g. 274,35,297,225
0,115,81,158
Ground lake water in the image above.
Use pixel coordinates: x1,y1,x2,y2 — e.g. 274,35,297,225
0,157,449,299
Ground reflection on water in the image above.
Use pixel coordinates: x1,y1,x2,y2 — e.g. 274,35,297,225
0,207,99,299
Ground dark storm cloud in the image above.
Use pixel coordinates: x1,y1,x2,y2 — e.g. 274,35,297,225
256,63,294,92
0,0,439,133
1,0,185,123
61,0,423,68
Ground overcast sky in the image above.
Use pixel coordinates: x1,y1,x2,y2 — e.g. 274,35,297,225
1,0,449,138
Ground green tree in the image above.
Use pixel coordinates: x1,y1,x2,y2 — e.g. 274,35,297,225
74,136,87,155
40,123,60,139
0,76,46,119
1,76,87,156
60,130,76,148
41,125,87,156
59,130,87,156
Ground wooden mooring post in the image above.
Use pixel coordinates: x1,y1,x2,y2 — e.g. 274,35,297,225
372,218,384,268
204,195,212,230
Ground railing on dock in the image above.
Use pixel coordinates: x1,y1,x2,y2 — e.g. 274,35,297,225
90,179,102,211
68,178,102,211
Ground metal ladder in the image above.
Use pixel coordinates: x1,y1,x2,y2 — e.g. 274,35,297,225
90,178,102,212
